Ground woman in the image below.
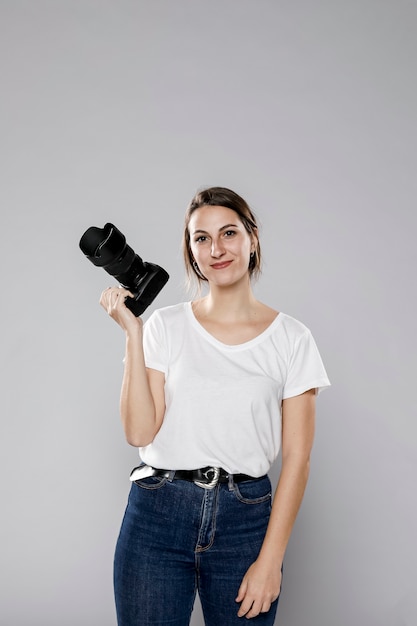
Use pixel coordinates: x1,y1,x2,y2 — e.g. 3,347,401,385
100,187,330,626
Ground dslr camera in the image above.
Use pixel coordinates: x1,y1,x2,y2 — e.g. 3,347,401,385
79,223,169,316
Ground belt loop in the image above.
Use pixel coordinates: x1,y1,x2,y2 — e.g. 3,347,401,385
228,473,234,491
168,469,175,482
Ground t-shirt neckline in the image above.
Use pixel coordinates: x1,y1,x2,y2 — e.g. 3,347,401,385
185,301,283,350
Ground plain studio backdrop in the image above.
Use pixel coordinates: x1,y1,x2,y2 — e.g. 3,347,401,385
1,1,416,625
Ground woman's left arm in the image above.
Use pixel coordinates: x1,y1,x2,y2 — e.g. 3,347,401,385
236,388,316,619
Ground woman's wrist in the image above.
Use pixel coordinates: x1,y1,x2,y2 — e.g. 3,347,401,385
257,540,285,569
124,321,143,340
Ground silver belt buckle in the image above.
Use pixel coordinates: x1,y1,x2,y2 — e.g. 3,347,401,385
194,467,221,489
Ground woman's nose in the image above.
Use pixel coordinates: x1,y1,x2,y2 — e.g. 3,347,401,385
211,238,225,257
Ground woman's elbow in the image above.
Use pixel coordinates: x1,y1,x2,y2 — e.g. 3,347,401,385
124,430,155,447
282,452,311,477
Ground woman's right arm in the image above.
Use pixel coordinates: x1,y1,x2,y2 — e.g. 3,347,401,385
100,287,165,447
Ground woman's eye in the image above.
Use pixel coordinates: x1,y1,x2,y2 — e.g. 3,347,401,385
195,235,208,243
224,230,236,237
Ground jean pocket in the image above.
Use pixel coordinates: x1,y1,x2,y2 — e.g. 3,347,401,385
233,476,272,504
134,475,167,490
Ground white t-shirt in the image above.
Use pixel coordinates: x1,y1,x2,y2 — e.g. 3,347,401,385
139,302,330,477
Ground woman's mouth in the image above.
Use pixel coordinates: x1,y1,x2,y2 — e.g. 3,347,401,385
210,261,233,270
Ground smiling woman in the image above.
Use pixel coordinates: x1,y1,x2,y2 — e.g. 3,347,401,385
188,205,255,287
183,187,262,284
99,186,330,625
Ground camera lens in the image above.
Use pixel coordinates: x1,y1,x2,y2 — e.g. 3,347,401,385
79,224,127,267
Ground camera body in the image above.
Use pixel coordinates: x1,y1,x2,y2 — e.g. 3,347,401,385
79,223,169,316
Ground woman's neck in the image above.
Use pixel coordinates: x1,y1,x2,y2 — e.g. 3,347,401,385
195,283,259,323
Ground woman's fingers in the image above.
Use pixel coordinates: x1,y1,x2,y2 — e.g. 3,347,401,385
99,287,141,330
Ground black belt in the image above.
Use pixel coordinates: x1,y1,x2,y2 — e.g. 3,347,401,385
130,465,263,489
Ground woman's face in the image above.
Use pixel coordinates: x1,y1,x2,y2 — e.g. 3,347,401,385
188,205,256,287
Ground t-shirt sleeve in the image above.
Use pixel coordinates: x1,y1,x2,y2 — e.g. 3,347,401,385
142,310,168,374
283,329,330,399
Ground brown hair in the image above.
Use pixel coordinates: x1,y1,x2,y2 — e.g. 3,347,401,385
182,186,262,286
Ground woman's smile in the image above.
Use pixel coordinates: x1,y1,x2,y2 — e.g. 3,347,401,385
211,260,233,270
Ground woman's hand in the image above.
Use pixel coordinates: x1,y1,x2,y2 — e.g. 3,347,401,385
235,557,282,619
99,287,142,334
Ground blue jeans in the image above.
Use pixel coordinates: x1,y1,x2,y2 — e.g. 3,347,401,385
114,475,280,625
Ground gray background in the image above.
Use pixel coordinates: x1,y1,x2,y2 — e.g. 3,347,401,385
1,1,416,625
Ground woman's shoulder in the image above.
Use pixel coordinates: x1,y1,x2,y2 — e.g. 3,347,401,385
256,301,308,335
263,309,312,347
145,302,189,327
256,301,279,320
278,312,310,333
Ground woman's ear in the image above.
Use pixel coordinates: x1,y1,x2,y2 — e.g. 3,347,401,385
250,231,259,253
